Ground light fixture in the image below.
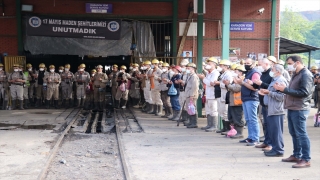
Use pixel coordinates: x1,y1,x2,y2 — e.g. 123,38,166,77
21,4,33,12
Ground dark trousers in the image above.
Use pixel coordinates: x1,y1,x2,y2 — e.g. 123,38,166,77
262,106,271,146
266,114,284,154
227,105,244,127
161,91,171,108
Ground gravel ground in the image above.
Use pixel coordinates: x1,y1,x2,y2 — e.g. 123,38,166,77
45,132,124,180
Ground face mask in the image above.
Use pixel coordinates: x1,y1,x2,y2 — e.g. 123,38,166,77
181,67,186,72
245,65,252,71
59,70,63,73
151,65,155,69
14,69,18,72
162,68,168,72
186,69,191,74
287,63,296,71
169,71,175,76
129,67,133,70
65,68,69,71
92,74,95,77
40,68,44,71
133,68,137,71
28,68,32,71
19,69,22,72
205,65,212,70
217,67,222,72
256,66,264,72
79,68,84,71
50,69,54,72
0,68,2,71
269,71,275,78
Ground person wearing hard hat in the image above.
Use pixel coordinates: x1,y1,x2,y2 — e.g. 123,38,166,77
34,63,49,108
197,57,220,131
213,60,234,134
159,62,173,117
43,65,61,109
141,60,153,113
26,63,37,106
183,63,200,128
84,69,96,110
310,65,320,108
114,65,131,109
8,64,27,110
60,64,74,108
226,65,246,139
147,59,163,116
128,63,141,108
92,65,109,111
21,65,32,109
0,63,9,110
74,63,90,108
110,64,119,104
159,60,163,69
167,65,182,121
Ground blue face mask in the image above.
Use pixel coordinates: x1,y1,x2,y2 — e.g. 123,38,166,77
151,65,155,69
186,69,191,74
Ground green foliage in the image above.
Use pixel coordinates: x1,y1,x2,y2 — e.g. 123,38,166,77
305,20,320,59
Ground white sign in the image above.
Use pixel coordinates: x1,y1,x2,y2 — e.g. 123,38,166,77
179,22,205,36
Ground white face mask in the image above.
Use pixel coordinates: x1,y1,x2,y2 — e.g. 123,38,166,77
39,68,44,71
205,65,212,70
186,69,191,74
133,68,137,71
14,69,19,72
151,65,155,69
181,67,186,72
19,69,22,72
65,68,69,71
256,66,264,73
50,69,55,72
162,68,168,72
28,68,32,71
287,63,296,71
92,74,95,77
129,67,133,70
0,68,3,71
216,67,222,72
79,68,84,71
59,70,63,73
269,71,275,78
169,71,175,76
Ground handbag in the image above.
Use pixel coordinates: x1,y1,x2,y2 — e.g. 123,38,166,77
187,99,196,115
119,83,126,92
227,125,237,137
168,84,177,96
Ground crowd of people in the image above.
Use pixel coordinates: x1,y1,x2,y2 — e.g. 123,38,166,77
0,54,313,168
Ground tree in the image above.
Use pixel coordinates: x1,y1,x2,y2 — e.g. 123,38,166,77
305,20,320,60
280,8,314,43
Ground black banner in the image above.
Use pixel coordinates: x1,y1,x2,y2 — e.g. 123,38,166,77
26,16,121,40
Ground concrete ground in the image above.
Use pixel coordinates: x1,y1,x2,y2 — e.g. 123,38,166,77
122,108,320,180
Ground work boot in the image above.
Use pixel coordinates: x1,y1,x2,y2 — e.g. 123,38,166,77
187,115,198,128
172,110,181,121
45,100,50,109
230,126,244,139
201,115,212,130
61,99,66,109
69,99,74,108
93,102,99,111
181,110,188,122
142,102,148,112
220,121,231,135
81,98,85,108
19,100,24,110
168,110,177,120
133,98,140,108
11,100,16,110
99,102,104,111
2,100,8,110
206,116,218,132
167,107,173,118
147,104,155,114
156,105,163,116
183,115,190,126
84,101,90,110
121,100,127,109
114,100,120,109
161,106,168,118
54,100,59,109
216,120,228,133
23,99,29,109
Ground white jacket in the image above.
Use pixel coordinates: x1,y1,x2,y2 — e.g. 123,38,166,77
203,69,220,99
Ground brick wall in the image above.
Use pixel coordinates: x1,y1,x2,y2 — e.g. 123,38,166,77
0,0,279,59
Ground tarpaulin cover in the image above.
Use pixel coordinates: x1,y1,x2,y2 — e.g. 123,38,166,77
132,21,156,61
24,20,132,56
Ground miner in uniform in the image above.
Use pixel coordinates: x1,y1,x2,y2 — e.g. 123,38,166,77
175,58,189,121
0,63,9,110
110,64,119,104
8,64,26,110
74,63,90,108
43,65,61,109
141,61,153,112
60,64,74,108
115,65,131,109
84,69,96,110
128,63,141,108
26,63,37,106
147,59,163,116
92,65,109,111
159,62,173,117
21,65,32,109
35,63,49,108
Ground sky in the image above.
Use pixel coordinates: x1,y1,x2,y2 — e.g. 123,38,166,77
281,0,320,11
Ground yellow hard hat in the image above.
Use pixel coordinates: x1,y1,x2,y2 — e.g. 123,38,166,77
96,65,103,69
267,56,277,64
162,62,170,67
231,63,238,70
26,63,32,68
13,64,20,67
49,65,55,69
133,63,139,67
59,66,64,69
0,63,3,67
277,60,285,66
39,63,45,68
311,65,318,70
151,59,160,64
79,63,86,68
113,64,118,68
120,65,127,70
186,63,197,68
219,59,231,66
91,69,97,73
206,57,218,64
65,64,70,68
235,65,246,72
159,61,163,64
144,60,151,65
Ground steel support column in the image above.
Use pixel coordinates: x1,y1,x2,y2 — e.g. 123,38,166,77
16,0,23,55
270,0,277,56
308,51,311,69
221,0,231,60
172,0,178,64
196,0,204,117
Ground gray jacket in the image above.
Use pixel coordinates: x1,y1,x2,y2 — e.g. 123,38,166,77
263,75,288,116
